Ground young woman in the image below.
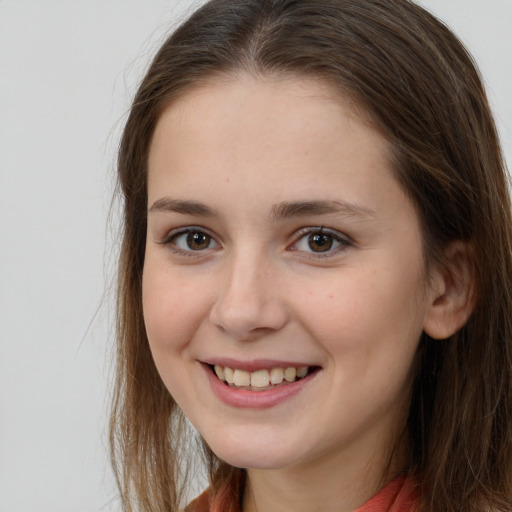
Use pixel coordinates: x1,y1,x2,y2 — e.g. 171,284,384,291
109,1,512,511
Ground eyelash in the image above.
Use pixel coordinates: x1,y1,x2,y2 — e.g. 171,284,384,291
289,227,353,258
159,226,353,258
160,227,220,257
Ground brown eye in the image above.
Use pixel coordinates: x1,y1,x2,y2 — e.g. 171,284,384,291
186,231,211,250
167,229,219,252
291,228,352,256
307,233,334,252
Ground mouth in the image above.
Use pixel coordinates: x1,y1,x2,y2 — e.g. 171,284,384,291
209,364,319,392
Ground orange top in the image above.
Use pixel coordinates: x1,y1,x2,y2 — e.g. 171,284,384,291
188,475,419,512
354,476,418,512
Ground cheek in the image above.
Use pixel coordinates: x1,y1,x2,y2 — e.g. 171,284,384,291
142,262,210,355
291,270,425,428
288,263,426,360
141,263,214,407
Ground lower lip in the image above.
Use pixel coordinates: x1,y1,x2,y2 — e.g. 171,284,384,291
202,364,319,409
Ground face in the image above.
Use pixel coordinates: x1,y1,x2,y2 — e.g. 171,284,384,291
143,75,435,475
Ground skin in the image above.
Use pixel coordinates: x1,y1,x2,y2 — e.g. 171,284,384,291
143,74,447,512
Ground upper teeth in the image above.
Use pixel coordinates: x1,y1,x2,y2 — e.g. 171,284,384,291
213,365,309,388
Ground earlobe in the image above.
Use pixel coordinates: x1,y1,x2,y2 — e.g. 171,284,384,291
423,241,476,340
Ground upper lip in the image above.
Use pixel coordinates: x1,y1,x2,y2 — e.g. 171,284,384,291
202,358,318,372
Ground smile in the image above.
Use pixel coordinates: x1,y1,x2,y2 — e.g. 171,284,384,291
204,362,320,408
212,364,311,391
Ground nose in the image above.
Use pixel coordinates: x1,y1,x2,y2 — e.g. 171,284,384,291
209,249,289,341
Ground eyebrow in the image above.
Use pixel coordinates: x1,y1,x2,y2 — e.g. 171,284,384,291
148,198,218,216
270,200,376,221
148,197,376,220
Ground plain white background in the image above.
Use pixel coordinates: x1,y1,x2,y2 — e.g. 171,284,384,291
0,1,511,511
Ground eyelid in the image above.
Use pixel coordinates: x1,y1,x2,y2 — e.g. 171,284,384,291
159,226,221,254
288,226,354,256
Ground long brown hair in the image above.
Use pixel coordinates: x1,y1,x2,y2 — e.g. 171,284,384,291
110,1,512,510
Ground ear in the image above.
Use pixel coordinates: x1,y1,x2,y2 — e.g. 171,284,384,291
423,241,476,340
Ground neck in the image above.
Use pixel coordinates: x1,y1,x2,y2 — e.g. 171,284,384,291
242,435,406,512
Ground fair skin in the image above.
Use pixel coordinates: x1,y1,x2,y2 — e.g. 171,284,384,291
143,74,465,512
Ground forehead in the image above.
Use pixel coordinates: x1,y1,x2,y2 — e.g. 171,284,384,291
147,74,394,199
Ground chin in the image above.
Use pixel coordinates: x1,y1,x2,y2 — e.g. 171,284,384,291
217,451,293,471
202,432,298,470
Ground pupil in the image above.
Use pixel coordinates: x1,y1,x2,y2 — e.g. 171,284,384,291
308,233,333,252
187,232,210,250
